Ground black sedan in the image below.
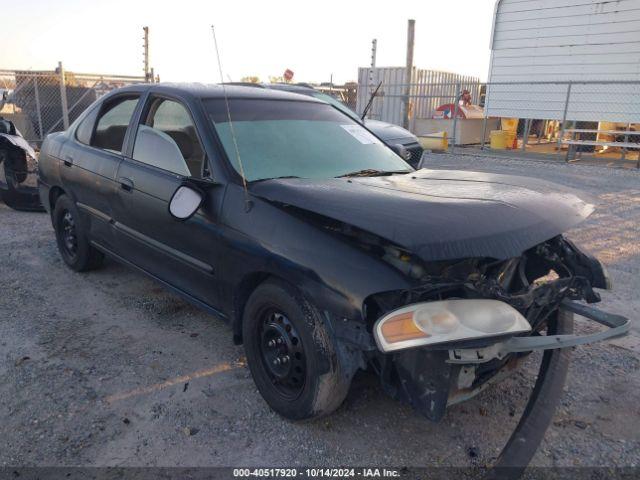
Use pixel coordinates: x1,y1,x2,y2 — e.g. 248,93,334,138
38,83,627,425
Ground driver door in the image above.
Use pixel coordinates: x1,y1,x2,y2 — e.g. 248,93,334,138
110,94,223,310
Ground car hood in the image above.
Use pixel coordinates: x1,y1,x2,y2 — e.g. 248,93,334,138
250,169,595,262
364,119,418,143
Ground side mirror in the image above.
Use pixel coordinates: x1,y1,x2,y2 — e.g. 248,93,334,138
391,143,411,162
169,185,203,220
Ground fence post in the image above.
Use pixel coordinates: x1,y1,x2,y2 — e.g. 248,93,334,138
58,61,70,130
450,82,461,154
33,77,44,142
403,19,415,130
480,83,489,150
557,81,572,161
621,123,630,161
521,118,531,151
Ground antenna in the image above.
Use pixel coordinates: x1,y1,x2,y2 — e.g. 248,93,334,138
211,25,251,210
361,81,382,121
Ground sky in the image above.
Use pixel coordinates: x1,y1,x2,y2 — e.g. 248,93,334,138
2,0,497,84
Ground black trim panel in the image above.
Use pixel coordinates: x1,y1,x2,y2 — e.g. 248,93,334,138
77,202,112,223
113,221,215,275
77,202,214,275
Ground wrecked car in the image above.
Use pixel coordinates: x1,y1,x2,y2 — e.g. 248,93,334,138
38,84,628,428
0,116,43,211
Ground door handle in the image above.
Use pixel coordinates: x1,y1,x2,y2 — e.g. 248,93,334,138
63,155,74,167
118,177,134,192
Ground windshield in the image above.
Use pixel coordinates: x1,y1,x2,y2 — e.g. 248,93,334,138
206,99,412,182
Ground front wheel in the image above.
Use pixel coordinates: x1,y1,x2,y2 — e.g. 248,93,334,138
242,279,351,420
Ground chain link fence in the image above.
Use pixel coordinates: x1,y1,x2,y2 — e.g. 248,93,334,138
2,70,638,166
0,65,147,147
359,80,640,167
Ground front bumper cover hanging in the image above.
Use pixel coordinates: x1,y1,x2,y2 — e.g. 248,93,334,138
449,299,630,365
482,300,630,479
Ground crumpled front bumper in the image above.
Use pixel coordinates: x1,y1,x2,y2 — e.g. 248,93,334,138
382,300,630,422
447,299,630,364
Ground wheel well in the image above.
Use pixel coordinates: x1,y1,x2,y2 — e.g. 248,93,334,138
49,186,65,212
232,272,280,345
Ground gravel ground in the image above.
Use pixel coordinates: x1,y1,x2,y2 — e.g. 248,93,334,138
0,153,638,469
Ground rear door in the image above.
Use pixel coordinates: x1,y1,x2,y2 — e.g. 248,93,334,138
110,94,223,308
59,94,141,249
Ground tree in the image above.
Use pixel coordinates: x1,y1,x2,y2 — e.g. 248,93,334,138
240,76,260,83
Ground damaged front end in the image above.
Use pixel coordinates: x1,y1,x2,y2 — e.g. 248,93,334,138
250,172,628,427
0,117,43,212
364,236,628,421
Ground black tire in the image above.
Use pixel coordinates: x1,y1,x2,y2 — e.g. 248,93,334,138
242,279,351,420
52,194,104,272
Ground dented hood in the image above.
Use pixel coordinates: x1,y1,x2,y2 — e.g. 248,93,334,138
250,169,595,261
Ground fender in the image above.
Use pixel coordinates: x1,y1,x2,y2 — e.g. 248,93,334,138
217,184,414,339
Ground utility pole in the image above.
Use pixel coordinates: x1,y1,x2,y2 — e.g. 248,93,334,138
364,39,377,120
403,19,415,130
58,61,69,130
371,38,377,68
143,26,151,82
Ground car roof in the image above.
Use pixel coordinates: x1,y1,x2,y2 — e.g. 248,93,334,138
113,82,322,102
266,83,315,93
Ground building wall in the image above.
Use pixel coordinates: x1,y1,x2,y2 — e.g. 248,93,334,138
486,0,640,122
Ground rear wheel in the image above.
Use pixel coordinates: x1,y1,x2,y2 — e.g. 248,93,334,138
53,195,104,272
242,279,351,420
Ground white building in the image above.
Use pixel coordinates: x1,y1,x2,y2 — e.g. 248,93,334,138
486,0,640,124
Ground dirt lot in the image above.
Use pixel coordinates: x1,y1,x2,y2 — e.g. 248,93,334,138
1,153,638,469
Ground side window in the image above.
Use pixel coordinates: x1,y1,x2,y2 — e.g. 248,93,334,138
133,98,207,178
91,96,139,153
75,105,99,145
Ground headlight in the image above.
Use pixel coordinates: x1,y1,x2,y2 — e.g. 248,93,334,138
373,299,531,353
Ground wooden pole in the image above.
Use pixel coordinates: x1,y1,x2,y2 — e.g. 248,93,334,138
403,19,415,130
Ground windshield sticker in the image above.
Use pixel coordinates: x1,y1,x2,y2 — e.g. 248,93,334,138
340,124,379,145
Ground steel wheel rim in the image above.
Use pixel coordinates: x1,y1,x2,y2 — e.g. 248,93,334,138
258,308,307,400
60,210,78,259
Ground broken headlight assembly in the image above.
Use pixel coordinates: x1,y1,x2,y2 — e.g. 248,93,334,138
373,299,531,352
369,236,629,360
